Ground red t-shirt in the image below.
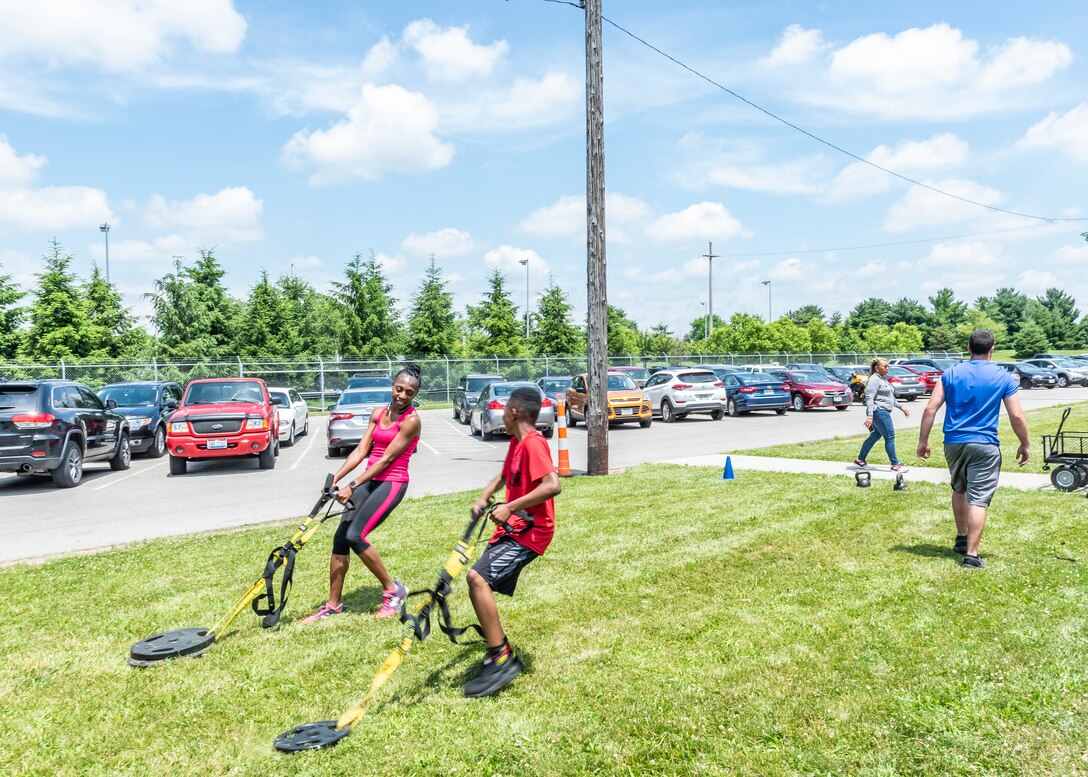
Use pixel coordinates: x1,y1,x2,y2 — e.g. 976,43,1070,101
489,430,556,555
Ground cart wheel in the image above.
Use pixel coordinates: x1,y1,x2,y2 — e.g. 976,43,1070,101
1050,465,1080,492
1074,464,1088,490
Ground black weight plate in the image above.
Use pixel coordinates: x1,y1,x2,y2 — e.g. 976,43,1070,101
129,627,215,663
274,721,351,752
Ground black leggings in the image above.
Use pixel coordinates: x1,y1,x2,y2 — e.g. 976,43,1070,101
332,480,407,556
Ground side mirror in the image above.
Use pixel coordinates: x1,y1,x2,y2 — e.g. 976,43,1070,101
327,404,336,411
105,398,118,410
164,399,179,410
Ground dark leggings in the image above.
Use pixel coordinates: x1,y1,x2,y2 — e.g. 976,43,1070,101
332,479,407,556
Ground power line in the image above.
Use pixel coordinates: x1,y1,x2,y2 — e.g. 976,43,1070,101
563,10,1088,225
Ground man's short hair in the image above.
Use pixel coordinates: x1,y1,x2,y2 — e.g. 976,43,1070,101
508,387,542,423
968,329,995,356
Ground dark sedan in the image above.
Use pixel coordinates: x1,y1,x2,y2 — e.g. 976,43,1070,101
995,362,1059,389
720,372,790,416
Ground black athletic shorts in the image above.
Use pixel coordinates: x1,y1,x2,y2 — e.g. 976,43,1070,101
472,537,538,597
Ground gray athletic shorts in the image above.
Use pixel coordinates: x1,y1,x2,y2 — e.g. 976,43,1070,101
944,442,1002,507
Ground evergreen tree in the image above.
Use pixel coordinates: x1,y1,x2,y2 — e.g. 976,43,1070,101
978,287,1030,336
466,268,523,356
955,308,1007,351
787,304,825,325
83,263,137,358
237,270,287,357
333,252,401,356
187,249,239,356
277,275,345,356
530,277,583,355
405,258,458,356
846,297,893,330
888,297,931,328
1034,287,1080,348
640,323,678,355
0,263,26,359
146,257,216,358
22,240,90,360
928,287,968,328
1011,319,1049,359
926,324,960,351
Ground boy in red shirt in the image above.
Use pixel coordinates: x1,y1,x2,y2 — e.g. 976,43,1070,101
465,387,561,697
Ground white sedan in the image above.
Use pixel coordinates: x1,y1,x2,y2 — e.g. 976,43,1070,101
269,386,310,446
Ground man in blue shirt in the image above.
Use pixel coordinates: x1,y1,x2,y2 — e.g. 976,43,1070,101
916,329,1030,568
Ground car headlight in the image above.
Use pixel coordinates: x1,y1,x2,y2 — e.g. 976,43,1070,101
245,416,268,430
170,421,188,433
134,417,153,428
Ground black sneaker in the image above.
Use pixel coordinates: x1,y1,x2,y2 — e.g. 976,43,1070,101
463,652,524,698
962,554,986,569
953,535,968,555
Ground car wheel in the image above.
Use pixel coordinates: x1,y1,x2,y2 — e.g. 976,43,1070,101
459,406,470,425
327,446,340,458
481,420,494,441
301,418,309,437
661,400,675,423
727,399,738,418
258,443,276,469
543,426,554,439
169,454,187,475
792,394,806,412
109,434,131,471
775,408,787,415
836,405,848,411
147,425,167,458
453,404,460,420
639,417,652,428
907,396,917,402
568,413,577,428
1058,375,1069,388
283,424,296,447
469,415,479,436
51,441,83,488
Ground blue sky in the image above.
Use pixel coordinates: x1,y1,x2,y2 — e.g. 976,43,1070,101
1,0,1087,337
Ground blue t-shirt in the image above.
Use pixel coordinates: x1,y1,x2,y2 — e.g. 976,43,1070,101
941,360,1019,445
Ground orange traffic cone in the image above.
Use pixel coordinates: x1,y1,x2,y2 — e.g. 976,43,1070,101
556,395,572,477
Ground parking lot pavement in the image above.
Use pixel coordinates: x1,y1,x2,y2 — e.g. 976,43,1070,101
3,386,1086,563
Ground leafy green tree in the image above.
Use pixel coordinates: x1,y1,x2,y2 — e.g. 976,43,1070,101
22,240,90,360
928,287,968,329
888,298,931,328
862,322,924,352
530,277,583,355
977,287,1029,336
333,252,402,356
82,263,138,358
846,298,893,331
926,324,960,351
764,317,811,353
404,258,458,356
787,304,825,326
640,324,679,355
0,263,26,359
955,308,1007,351
685,314,724,342
1034,287,1080,348
713,313,767,353
466,268,523,356
806,317,839,353
606,305,640,356
1011,319,1049,359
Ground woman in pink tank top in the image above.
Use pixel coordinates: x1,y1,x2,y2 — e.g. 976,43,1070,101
302,364,423,624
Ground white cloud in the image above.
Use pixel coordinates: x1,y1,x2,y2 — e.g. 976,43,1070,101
856,260,887,279
443,71,580,132
518,192,652,243
1019,103,1088,163
144,186,263,242
705,157,827,195
1017,270,1058,295
884,178,1004,232
282,84,453,184
0,186,112,232
290,255,323,270
776,23,1071,119
103,234,191,265
483,245,548,276
827,133,970,201
361,37,398,80
0,0,246,73
373,251,405,275
646,202,748,244
769,257,803,282
761,24,830,67
403,19,507,82
400,228,475,259
0,137,45,187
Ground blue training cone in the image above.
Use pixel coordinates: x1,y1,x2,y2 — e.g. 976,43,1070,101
722,456,735,480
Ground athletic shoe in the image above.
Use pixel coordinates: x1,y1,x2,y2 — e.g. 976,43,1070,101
463,652,525,698
376,581,408,619
953,535,968,555
853,459,868,468
890,464,905,471
962,554,986,569
301,602,345,624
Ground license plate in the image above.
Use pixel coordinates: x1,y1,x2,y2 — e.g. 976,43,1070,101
620,407,635,415
762,390,774,395
208,439,228,449
696,393,711,399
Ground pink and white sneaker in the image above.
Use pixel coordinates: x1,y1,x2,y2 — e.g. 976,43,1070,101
301,602,345,625
376,582,408,619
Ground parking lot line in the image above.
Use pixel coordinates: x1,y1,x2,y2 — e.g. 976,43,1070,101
93,459,168,490
419,439,442,455
290,424,323,470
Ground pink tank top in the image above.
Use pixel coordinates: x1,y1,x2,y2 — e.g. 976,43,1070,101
367,406,418,482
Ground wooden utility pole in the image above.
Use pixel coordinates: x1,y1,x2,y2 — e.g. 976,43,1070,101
585,0,608,475
702,242,718,336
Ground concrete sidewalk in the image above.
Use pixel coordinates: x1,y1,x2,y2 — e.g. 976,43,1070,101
667,453,1054,491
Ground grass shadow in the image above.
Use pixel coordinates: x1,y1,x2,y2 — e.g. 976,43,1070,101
889,542,955,559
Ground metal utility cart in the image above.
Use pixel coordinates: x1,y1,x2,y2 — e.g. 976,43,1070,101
1041,408,1088,493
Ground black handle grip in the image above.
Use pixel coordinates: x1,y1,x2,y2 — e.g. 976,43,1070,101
501,509,534,535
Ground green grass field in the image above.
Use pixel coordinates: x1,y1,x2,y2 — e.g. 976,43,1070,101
2,466,1087,775
735,401,1088,473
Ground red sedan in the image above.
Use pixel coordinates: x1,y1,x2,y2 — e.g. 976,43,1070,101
899,364,941,392
766,370,852,412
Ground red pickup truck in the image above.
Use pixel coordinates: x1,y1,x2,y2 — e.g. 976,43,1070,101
166,377,280,475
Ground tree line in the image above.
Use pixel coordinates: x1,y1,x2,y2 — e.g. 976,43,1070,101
1,240,1086,363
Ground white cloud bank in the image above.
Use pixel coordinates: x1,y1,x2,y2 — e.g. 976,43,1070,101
1019,103,1088,163
144,186,263,242
0,137,112,232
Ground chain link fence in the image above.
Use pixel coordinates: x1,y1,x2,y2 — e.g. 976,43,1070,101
0,351,961,408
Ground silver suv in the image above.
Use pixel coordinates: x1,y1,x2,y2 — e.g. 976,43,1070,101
454,374,503,424
642,368,726,423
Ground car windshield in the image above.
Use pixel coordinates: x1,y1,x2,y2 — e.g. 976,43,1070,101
339,390,392,406
0,386,38,412
185,381,264,404
888,367,915,377
614,367,649,381
606,374,638,391
929,359,958,370
789,371,825,383
492,383,538,398
347,376,390,388
466,378,500,392
1014,363,1043,374
98,386,158,407
539,378,571,393
740,374,780,386
678,372,718,384
1052,358,1083,368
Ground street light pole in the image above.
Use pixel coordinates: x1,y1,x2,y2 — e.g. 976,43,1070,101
761,280,772,321
701,242,719,336
519,257,530,340
700,301,707,340
99,222,111,284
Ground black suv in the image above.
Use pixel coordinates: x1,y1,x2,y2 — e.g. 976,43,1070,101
454,374,503,424
0,380,131,487
97,381,183,457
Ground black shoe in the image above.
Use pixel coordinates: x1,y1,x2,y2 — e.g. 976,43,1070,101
953,535,968,555
962,554,986,569
463,653,524,698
